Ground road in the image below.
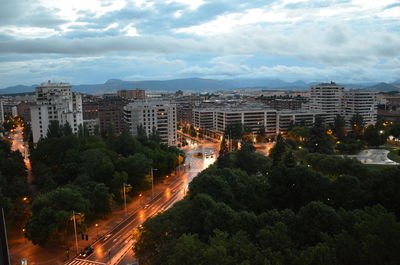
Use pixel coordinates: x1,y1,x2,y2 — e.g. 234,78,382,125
9,124,33,182
65,139,219,265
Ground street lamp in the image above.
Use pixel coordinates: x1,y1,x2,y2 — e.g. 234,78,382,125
95,223,99,238
123,183,132,215
72,210,81,255
150,168,158,198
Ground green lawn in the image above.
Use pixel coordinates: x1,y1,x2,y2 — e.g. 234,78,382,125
387,149,400,163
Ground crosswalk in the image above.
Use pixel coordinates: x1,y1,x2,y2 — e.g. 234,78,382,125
65,258,107,265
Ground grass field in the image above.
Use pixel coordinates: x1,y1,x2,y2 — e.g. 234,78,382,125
387,148,400,163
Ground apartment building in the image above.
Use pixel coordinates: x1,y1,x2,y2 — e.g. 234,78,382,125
123,101,177,146
193,107,328,136
309,82,345,124
309,82,377,126
276,111,331,133
117,89,146,100
82,95,129,134
343,90,377,126
193,109,214,131
30,81,83,143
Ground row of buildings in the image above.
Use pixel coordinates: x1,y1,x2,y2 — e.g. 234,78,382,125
1,80,390,146
25,81,178,144
191,82,378,137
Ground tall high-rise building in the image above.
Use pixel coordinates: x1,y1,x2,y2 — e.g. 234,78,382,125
309,82,345,124
309,82,377,127
30,81,83,143
343,90,377,126
123,100,177,145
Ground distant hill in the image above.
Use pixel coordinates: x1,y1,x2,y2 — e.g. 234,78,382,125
391,80,400,88
1,78,398,95
367,82,400,91
0,84,36,94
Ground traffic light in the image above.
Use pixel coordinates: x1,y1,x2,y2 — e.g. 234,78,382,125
81,234,84,240
86,234,88,241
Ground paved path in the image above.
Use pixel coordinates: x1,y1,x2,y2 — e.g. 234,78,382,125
345,149,399,165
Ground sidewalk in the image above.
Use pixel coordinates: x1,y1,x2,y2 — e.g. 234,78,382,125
8,170,184,265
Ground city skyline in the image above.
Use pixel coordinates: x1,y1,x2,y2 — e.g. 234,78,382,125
0,0,399,88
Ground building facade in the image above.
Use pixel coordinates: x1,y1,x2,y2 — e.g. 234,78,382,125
30,81,83,143
123,101,177,146
309,82,345,124
309,82,377,127
343,90,377,126
117,89,145,100
193,107,329,136
82,95,129,134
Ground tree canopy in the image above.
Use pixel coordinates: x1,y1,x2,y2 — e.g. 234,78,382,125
135,144,400,265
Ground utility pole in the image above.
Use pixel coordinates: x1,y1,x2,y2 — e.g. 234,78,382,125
0,207,11,265
123,183,131,215
150,168,158,198
72,211,80,255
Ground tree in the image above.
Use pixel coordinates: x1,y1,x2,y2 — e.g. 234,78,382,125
25,187,89,246
92,183,113,217
364,125,386,147
137,124,148,143
62,122,73,136
332,114,346,140
224,123,244,151
218,136,229,157
305,117,334,154
46,120,62,138
350,113,364,135
149,126,162,143
269,134,286,164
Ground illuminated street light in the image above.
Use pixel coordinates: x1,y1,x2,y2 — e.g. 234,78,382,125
379,130,384,134
95,223,99,238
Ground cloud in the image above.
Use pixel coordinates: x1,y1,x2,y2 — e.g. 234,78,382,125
0,0,399,87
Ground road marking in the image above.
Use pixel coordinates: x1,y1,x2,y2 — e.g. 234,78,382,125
65,258,107,265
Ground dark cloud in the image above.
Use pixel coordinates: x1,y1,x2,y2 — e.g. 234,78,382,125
0,0,66,29
0,35,206,55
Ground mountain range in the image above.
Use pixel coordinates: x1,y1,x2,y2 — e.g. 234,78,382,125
0,78,399,95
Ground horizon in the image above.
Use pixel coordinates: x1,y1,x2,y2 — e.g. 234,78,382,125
0,0,399,87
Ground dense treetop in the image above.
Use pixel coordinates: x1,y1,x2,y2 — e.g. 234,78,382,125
25,121,183,246
135,138,400,265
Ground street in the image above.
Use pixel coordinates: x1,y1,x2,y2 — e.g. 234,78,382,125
9,124,32,183
64,138,219,265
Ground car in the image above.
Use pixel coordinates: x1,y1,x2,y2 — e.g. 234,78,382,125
144,204,150,209
78,246,94,259
102,233,112,242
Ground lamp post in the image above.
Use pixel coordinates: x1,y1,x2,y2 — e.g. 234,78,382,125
72,210,81,255
95,223,99,238
123,183,131,215
150,168,158,198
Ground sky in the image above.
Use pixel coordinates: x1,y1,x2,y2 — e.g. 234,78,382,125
0,0,399,88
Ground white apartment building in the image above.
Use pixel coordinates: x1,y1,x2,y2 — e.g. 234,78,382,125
123,100,177,146
343,90,377,126
276,111,331,133
309,82,345,124
309,82,377,127
30,81,83,143
193,107,329,136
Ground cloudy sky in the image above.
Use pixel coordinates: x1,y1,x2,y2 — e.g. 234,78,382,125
0,0,399,87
